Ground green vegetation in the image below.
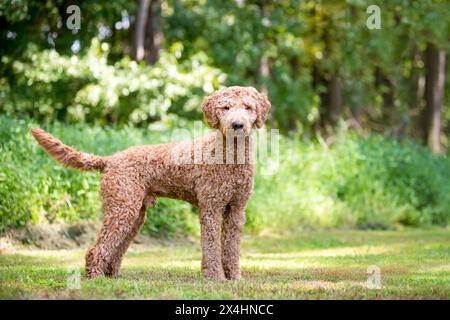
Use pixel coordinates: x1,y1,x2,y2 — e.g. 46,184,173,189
0,2,449,300
1,39,223,126
1,1,449,147
1,229,448,299
1,116,449,235
0,1,449,236
0,116,199,236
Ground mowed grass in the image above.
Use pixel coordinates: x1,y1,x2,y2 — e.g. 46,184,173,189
0,229,449,299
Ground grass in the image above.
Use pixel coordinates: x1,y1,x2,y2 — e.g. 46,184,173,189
1,229,449,299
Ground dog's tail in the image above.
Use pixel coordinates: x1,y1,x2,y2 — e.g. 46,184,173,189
30,128,107,171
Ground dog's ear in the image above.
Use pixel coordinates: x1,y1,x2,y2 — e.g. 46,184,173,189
252,89,271,129
201,93,220,129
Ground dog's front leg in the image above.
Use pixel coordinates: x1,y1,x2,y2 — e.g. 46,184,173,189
222,203,245,280
199,206,226,280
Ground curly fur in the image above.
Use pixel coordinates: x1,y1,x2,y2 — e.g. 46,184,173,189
31,86,271,280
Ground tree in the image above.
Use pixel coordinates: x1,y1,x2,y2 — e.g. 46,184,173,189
1,0,449,144
145,0,163,64
133,0,163,64
257,0,270,98
423,42,446,153
133,0,150,62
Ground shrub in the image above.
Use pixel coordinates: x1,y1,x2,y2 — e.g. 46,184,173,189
0,116,199,236
0,39,225,128
0,116,449,235
248,132,450,231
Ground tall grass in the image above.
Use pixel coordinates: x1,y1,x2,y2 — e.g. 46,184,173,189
0,116,198,236
0,116,449,236
250,133,450,232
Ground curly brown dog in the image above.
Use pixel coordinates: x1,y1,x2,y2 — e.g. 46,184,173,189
31,86,271,280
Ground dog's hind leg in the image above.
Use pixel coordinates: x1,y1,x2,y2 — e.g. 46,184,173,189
85,175,145,279
105,203,147,277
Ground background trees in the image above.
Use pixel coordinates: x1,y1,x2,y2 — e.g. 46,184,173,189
0,0,449,233
0,0,448,150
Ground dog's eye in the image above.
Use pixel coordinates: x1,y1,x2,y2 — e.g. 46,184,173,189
223,106,230,110
245,105,252,111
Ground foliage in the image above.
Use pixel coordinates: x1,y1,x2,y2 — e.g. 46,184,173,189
1,1,449,137
0,39,224,127
0,1,449,235
1,117,448,234
0,116,199,237
250,129,450,231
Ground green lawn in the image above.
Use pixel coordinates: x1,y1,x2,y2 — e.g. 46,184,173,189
0,229,449,299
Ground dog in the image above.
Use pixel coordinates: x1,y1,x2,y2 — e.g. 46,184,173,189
31,86,271,280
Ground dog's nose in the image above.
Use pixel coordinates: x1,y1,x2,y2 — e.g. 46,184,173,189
232,121,244,130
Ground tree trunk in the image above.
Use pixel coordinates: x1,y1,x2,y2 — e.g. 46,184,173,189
408,49,422,112
257,0,269,97
145,0,163,64
257,0,274,127
259,55,270,96
317,73,342,129
133,0,150,62
314,11,342,130
328,75,342,124
408,48,425,140
423,43,446,154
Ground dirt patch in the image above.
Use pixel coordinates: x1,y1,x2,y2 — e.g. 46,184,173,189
1,221,101,250
0,221,196,251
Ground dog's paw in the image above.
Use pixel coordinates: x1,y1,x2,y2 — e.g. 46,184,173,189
203,271,226,281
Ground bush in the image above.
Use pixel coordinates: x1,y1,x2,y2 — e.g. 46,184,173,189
0,116,449,235
0,116,199,237
0,39,225,127
249,132,450,231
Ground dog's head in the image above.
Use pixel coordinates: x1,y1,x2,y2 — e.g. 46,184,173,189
202,86,271,135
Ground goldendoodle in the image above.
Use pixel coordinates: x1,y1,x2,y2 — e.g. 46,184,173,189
31,86,271,280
